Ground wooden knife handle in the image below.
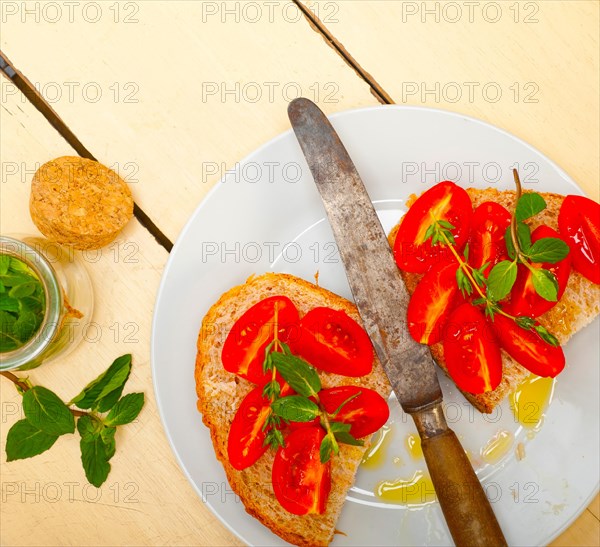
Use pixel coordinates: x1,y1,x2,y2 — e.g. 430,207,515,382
414,406,507,547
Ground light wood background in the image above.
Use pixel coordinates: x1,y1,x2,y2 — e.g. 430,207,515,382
0,1,598,546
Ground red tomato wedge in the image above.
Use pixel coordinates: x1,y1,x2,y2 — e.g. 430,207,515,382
407,261,459,345
468,202,511,275
292,307,374,377
393,181,473,273
443,304,502,394
319,386,389,438
272,427,331,515
506,226,571,318
558,195,600,284
222,296,299,384
227,386,271,470
490,314,565,377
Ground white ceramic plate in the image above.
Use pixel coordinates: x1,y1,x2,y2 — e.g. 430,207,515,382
151,105,599,546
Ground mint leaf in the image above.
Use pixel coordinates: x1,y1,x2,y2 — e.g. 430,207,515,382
525,238,570,264
271,396,319,422
0,295,19,312
531,268,559,302
486,260,518,302
6,419,58,461
101,427,117,460
105,393,145,426
80,433,111,488
77,415,102,441
516,193,546,222
422,224,435,244
270,353,321,398
319,434,338,464
438,219,456,230
333,430,364,446
516,316,536,329
8,282,36,299
0,255,10,275
505,223,532,260
23,386,75,436
534,324,560,346
71,354,132,410
12,309,38,342
328,421,352,433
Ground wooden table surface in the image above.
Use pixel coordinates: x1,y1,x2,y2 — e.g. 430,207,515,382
1,1,598,545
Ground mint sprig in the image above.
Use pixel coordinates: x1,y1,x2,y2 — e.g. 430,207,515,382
0,256,45,353
2,354,144,487
423,170,563,346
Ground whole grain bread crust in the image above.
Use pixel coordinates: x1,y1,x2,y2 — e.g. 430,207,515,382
195,273,391,547
389,187,600,413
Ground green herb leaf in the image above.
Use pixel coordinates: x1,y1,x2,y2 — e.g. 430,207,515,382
516,316,536,329
270,353,321,398
525,238,570,264
505,223,532,260
530,268,559,302
456,268,473,297
423,224,435,244
319,434,338,464
12,309,39,342
6,419,59,461
70,354,132,410
486,260,518,302
472,265,488,288
0,255,10,276
534,324,560,347
101,427,117,460
328,421,351,433
8,282,36,299
105,393,145,426
438,219,456,230
77,415,102,440
80,432,111,488
516,193,547,222
23,386,75,436
0,295,20,312
263,427,285,450
271,396,319,422
333,430,364,447
463,243,470,261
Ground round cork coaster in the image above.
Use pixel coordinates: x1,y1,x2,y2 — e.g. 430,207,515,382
30,156,134,250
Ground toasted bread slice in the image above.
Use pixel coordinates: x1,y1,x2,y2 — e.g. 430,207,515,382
195,273,391,547
389,187,600,413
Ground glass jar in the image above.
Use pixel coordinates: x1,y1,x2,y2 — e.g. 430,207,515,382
0,236,93,371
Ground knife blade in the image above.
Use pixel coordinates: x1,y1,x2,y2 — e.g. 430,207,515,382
288,97,507,547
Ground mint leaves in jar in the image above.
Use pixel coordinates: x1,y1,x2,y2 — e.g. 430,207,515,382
0,255,46,353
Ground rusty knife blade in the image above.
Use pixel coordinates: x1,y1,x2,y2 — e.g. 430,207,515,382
288,98,442,411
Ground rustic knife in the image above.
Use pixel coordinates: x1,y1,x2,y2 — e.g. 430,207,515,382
288,97,507,547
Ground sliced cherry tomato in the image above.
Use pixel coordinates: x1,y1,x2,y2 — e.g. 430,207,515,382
506,226,571,318
272,427,331,515
222,296,299,384
558,195,600,284
393,181,473,273
319,386,389,438
292,307,374,377
227,386,271,470
407,261,459,345
468,202,511,275
490,314,565,377
443,304,502,394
